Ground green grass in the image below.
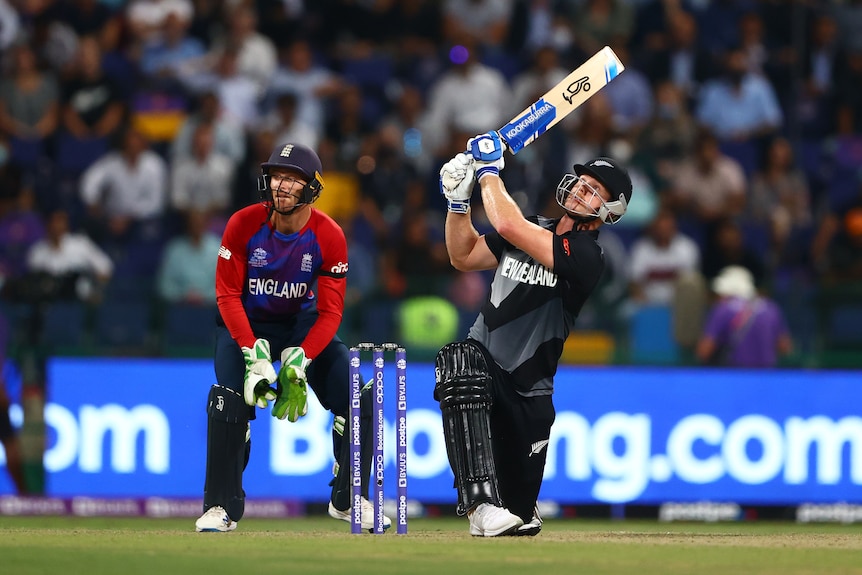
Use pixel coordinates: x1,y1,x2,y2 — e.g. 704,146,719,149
2,516,861,575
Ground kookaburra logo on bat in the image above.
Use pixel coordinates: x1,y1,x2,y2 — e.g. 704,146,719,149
563,76,591,104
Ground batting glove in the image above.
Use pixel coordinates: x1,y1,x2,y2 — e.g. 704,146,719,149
241,338,278,408
272,346,311,421
467,131,505,181
439,152,476,214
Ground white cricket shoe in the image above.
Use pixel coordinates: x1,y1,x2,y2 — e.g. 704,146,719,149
195,506,237,532
328,497,392,532
468,503,524,537
514,507,543,536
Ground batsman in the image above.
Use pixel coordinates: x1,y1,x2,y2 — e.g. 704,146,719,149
195,142,391,532
436,131,633,536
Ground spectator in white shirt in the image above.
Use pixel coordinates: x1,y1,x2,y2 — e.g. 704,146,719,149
629,211,701,306
79,125,168,244
420,40,511,155
169,122,234,216
26,209,113,302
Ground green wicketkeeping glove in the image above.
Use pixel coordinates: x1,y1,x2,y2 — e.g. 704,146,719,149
272,346,311,421
241,338,278,408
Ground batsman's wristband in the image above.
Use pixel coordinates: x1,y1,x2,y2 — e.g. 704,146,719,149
447,198,470,214
476,166,499,181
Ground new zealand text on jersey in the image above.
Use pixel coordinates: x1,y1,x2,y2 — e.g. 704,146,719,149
248,278,309,298
500,255,558,287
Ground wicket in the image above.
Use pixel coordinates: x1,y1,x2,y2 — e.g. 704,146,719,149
348,343,407,535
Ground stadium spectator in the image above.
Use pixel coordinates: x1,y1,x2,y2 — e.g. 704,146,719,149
811,190,862,284
52,0,122,49
701,217,767,288
169,122,234,217
629,211,701,306
25,209,114,304
668,129,746,226
389,0,444,90
695,46,783,175
636,80,699,190
321,83,375,172
267,38,343,135
156,208,218,304
0,41,60,173
379,209,452,299
600,40,655,139
798,12,843,138
696,265,792,368
441,0,514,53
79,124,169,248
57,35,125,178
138,7,207,80
126,0,194,48
170,91,246,166
697,47,784,142
420,40,511,156
260,92,319,152
644,8,716,106
206,4,276,94
567,0,634,59
181,46,262,131
747,136,812,267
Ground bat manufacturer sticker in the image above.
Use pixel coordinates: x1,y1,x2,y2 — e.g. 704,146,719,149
562,76,591,104
499,98,557,154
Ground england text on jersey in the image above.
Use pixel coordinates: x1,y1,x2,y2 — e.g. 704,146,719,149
500,255,558,287
248,278,309,298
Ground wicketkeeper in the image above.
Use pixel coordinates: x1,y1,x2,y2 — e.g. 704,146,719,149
195,143,391,532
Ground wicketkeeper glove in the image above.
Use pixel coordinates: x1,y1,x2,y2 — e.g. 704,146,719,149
241,338,278,408
439,152,476,214
272,346,312,421
467,131,505,181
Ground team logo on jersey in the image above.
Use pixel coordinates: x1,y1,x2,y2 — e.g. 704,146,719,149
249,247,269,268
218,246,232,260
529,439,549,457
301,253,313,273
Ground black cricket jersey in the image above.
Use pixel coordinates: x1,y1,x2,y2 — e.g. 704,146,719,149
467,215,605,396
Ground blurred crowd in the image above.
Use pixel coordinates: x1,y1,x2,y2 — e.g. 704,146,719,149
0,0,860,367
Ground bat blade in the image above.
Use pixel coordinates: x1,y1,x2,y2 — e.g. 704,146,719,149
498,46,624,154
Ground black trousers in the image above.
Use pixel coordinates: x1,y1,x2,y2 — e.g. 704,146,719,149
478,343,556,523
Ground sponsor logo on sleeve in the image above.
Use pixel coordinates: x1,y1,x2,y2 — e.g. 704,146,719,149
218,246,232,260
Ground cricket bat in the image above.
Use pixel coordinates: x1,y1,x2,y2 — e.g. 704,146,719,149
498,45,624,154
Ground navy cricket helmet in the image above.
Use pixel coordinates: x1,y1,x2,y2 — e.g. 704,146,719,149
258,143,325,211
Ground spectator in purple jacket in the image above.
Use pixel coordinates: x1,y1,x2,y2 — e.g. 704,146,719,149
696,265,792,368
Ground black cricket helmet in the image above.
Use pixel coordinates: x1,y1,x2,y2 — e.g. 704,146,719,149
556,157,633,224
258,143,325,212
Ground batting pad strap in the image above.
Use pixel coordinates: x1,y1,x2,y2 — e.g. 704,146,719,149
208,385,250,424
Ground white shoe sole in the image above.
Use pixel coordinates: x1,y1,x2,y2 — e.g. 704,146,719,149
328,502,391,532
